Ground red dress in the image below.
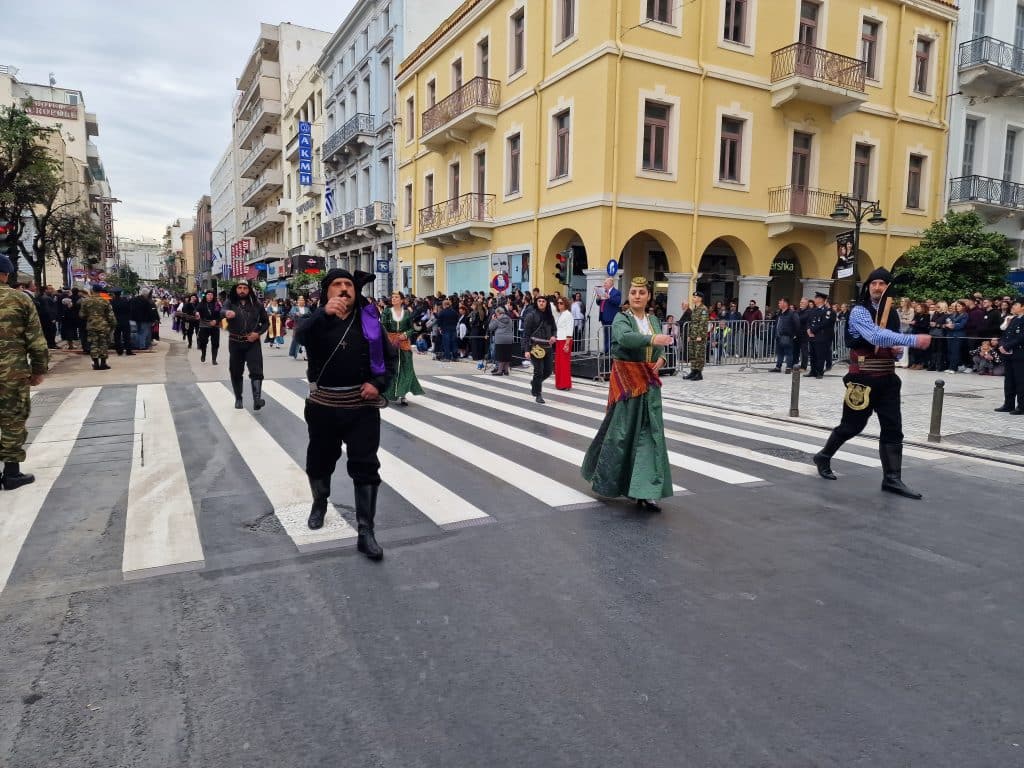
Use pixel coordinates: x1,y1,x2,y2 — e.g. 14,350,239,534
554,311,573,390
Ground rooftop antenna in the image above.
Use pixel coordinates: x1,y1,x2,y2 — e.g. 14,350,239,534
49,72,56,86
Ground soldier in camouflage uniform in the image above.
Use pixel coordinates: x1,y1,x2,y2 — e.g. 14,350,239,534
0,255,49,490
685,291,710,381
78,286,116,370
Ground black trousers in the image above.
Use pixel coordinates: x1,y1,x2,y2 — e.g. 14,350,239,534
810,336,832,376
304,400,381,485
826,372,903,449
531,352,554,395
197,327,220,356
1004,355,1024,410
42,319,57,348
228,340,263,382
798,337,809,369
183,324,195,345
113,322,132,354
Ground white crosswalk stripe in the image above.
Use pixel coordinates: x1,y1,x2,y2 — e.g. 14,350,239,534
261,381,490,529
5,376,968,595
198,382,358,552
0,387,100,593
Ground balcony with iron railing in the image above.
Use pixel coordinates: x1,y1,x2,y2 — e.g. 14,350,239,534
958,37,1024,96
770,43,868,120
766,186,859,237
322,113,375,163
316,201,394,244
246,242,287,265
239,167,283,208
949,175,1024,212
236,60,280,117
239,133,283,179
421,77,500,151
241,208,286,238
418,193,495,246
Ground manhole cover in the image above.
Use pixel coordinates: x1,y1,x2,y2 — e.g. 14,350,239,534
945,392,984,399
759,447,814,461
943,432,1024,450
243,512,285,534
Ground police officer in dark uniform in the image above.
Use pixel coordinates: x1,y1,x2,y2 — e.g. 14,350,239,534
110,289,134,356
994,297,1024,415
806,291,835,379
813,268,932,498
223,281,269,410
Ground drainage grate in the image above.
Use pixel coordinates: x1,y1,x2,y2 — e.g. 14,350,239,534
758,446,815,462
944,392,984,399
942,432,1024,451
243,512,285,534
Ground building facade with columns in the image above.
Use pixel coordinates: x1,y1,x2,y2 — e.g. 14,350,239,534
944,0,1024,272
395,0,958,327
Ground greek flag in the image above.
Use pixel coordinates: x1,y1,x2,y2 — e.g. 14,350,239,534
325,184,335,215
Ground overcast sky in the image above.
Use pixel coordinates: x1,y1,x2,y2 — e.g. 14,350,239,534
6,0,356,239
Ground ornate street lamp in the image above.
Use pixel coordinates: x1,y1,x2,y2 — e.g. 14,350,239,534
829,194,886,290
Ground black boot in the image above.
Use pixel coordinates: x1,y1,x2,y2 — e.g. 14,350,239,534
252,379,265,411
879,442,922,499
200,348,206,363
307,476,331,529
99,358,110,370
211,350,218,365
1,462,35,490
813,432,844,480
691,370,703,381
232,378,244,409
354,484,384,561
91,358,100,370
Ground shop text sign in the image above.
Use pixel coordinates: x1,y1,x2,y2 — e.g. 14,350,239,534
26,100,79,121
298,121,313,186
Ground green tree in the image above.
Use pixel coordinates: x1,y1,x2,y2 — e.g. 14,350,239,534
107,264,141,295
51,209,102,283
895,211,1015,301
288,271,324,297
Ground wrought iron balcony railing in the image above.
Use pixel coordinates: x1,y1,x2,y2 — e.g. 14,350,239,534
771,43,867,92
768,186,845,217
959,37,1024,75
323,113,375,160
950,175,1024,210
422,77,500,135
418,193,495,234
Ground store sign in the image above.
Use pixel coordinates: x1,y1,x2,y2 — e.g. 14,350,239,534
230,239,251,277
290,254,324,274
100,202,115,265
491,253,509,273
298,121,313,186
26,100,78,120
770,260,795,272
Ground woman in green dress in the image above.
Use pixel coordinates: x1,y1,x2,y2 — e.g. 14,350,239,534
582,276,674,511
381,291,424,406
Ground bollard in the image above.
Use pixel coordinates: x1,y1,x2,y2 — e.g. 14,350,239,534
789,366,801,418
927,379,945,443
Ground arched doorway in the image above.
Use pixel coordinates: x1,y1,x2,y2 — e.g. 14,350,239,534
766,247,803,307
543,229,588,296
697,239,740,307
618,232,673,309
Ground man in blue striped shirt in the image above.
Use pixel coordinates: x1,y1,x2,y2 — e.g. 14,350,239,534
813,268,932,499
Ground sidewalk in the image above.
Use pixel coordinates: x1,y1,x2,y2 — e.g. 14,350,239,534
658,361,1024,463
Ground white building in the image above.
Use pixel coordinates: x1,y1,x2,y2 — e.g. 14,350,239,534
210,142,238,280
234,22,331,281
314,0,463,295
946,0,1024,270
118,237,164,282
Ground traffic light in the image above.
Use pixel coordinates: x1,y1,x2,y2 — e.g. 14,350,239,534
554,250,571,285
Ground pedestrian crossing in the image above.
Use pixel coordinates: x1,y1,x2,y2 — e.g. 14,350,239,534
1,374,963,598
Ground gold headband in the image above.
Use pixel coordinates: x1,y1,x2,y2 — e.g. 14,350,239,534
630,276,648,287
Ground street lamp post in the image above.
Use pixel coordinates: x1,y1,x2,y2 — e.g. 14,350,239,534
829,194,886,298
213,229,229,292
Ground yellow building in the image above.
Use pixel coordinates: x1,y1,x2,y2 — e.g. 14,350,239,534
395,0,958,319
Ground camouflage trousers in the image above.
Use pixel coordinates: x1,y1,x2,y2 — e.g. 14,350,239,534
0,381,31,463
87,326,112,360
689,338,707,371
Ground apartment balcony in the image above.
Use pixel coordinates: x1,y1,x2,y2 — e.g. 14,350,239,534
237,99,283,150
246,242,287,265
958,37,1024,97
301,181,325,200
236,60,281,117
239,167,284,208
239,133,283,179
770,43,868,120
85,112,99,137
418,193,495,246
322,114,375,164
766,186,855,238
317,201,394,245
237,24,281,94
421,77,500,151
285,132,301,162
949,175,1024,218
241,208,286,238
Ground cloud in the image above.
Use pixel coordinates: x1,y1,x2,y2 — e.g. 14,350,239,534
5,0,355,238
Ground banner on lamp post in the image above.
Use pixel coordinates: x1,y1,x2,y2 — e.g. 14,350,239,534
835,231,856,279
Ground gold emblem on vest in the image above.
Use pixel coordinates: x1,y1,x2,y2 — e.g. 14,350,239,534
844,382,871,411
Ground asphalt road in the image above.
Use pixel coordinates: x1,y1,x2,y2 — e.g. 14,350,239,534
2,347,1023,767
